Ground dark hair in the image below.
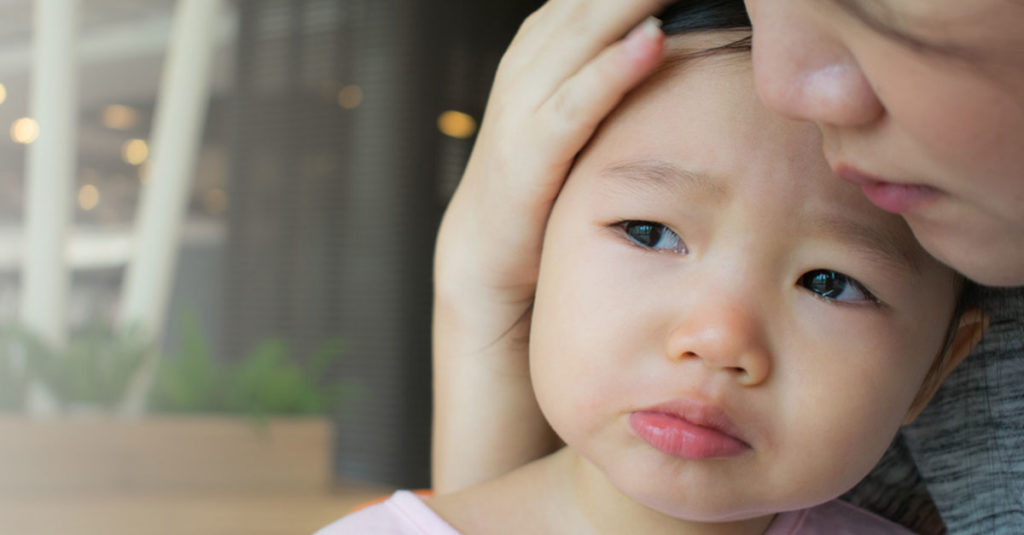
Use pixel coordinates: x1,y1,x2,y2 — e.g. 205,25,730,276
657,0,752,58
907,278,984,412
658,0,750,33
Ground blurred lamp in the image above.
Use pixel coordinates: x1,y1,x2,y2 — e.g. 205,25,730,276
437,110,477,139
103,105,139,130
338,85,363,110
11,117,39,144
78,184,99,211
121,138,149,166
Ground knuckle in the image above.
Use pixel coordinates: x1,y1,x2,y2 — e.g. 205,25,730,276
547,88,588,132
563,0,598,35
588,61,629,99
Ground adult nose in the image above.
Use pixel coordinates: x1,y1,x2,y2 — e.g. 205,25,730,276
746,0,885,128
664,299,772,387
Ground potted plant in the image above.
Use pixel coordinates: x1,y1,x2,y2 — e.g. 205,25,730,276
0,314,353,496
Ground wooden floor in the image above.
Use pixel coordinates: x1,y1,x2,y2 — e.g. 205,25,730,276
0,415,395,534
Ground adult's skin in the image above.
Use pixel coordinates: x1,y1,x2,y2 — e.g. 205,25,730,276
433,0,672,491
745,0,1024,287
433,0,1024,516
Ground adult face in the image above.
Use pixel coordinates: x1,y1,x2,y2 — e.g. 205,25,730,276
745,0,1024,286
530,38,965,523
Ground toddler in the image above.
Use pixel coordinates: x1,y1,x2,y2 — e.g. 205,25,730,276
318,7,984,535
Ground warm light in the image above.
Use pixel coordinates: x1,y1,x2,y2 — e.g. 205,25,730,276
437,110,477,139
102,105,138,130
202,188,228,215
11,117,39,144
337,85,363,109
0,83,7,105
78,184,100,211
121,138,149,166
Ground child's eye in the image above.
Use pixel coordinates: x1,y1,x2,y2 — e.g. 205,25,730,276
798,270,879,305
620,221,687,254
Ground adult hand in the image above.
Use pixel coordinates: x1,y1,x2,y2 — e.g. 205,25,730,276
433,0,667,492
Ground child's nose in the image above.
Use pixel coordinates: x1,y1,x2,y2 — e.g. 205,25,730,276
663,302,771,387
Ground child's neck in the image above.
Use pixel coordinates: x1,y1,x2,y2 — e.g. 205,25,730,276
431,447,776,535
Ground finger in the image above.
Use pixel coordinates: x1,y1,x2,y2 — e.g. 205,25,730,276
500,0,604,71
523,0,673,103
492,1,579,102
534,17,664,164
495,0,608,88
499,1,556,71
476,18,663,231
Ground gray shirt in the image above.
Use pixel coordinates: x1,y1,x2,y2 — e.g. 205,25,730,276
847,286,1024,534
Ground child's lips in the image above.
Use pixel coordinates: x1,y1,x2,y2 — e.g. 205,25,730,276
629,399,751,460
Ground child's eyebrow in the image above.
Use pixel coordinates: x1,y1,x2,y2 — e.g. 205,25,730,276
809,211,923,275
600,160,727,199
600,159,921,275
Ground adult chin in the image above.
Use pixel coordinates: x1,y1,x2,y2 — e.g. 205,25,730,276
908,215,1024,287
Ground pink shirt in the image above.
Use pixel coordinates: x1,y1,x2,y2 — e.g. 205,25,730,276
316,490,914,534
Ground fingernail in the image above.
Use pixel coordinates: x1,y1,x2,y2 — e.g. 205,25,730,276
625,16,662,53
642,16,663,38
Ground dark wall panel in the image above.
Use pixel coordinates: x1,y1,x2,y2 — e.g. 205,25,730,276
226,0,542,488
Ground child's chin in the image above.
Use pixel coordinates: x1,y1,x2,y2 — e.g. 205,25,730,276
640,495,762,523
613,475,773,524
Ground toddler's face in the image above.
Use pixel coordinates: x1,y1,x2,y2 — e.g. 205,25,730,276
530,41,966,521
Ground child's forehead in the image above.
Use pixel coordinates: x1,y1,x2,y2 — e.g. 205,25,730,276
583,48,805,200
572,44,942,281
653,31,754,79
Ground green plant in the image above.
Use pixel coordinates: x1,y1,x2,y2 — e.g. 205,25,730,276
0,326,38,411
149,311,352,418
147,312,221,412
44,324,150,409
0,324,149,411
0,313,352,418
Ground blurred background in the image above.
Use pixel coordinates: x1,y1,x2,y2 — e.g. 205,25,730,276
0,0,542,533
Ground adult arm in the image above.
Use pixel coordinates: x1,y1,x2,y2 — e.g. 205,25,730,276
432,0,668,492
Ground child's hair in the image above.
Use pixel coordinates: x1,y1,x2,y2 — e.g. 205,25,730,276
653,1,752,79
660,0,750,33
913,279,983,409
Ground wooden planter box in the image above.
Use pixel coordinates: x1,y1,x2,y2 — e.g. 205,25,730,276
0,414,332,496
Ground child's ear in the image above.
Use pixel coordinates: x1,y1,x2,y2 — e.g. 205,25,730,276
902,308,987,426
